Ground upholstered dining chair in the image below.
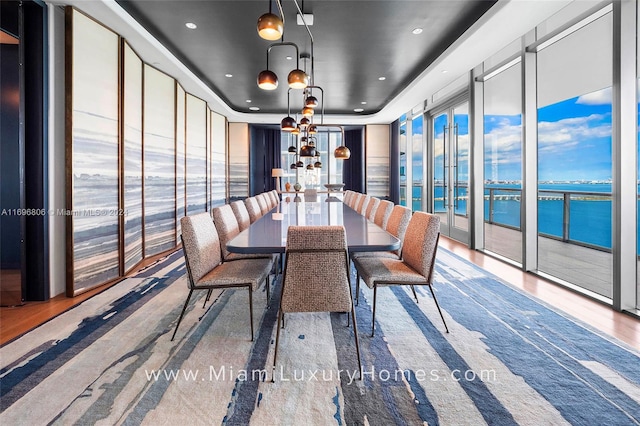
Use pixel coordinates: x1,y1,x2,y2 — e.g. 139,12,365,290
256,193,270,215
172,213,272,341
373,200,394,229
267,190,279,208
272,226,362,380
365,197,380,221
352,204,412,304
244,197,263,223
343,190,355,207
230,200,251,232
356,194,371,215
353,211,448,336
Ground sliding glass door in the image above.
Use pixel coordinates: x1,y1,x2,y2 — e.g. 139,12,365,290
432,101,470,244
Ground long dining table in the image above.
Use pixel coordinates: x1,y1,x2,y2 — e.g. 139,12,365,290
226,196,400,255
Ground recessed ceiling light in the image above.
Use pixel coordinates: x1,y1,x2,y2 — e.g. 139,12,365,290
246,99,252,103
412,28,423,35
361,101,367,105
441,70,448,74
249,106,260,111
185,22,197,29
225,73,233,78
378,76,386,81
354,108,364,113
286,56,293,60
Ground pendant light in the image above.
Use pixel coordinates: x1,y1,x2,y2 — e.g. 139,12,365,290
257,0,284,41
258,42,308,91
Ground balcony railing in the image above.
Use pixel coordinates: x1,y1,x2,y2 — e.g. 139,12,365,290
485,187,613,252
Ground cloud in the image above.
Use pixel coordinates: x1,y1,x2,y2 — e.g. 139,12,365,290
576,87,612,105
538,114,611,151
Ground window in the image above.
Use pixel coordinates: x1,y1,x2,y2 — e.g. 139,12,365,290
536,8,613,298
483,61,523,263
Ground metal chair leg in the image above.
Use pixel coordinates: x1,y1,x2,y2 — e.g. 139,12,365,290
429,284,449,333
202,288,213,308
351,301,362,379
171,289,194,341
249,286,254,341
411,285,419,303
272,309,283,382
355,272,360,306
265,275,270,306
371,285,377,337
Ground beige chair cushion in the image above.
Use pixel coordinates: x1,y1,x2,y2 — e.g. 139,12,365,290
281,226,351,313
197,257,271,291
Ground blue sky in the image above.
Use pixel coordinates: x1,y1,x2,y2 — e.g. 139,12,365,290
483,87,613,183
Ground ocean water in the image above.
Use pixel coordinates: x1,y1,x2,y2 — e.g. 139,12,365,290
414,183,635,252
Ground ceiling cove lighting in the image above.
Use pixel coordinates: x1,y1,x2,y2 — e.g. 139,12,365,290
257,42,308,90
257,0,284,41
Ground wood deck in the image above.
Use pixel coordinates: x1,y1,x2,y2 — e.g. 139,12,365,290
484,223,613,299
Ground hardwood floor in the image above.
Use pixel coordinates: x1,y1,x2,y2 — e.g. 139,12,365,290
1,239,639,349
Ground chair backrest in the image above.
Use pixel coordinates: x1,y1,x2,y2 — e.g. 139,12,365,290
350,193,361,209
358,195,371,215
343,190,354,206
374,200,394,229
268,190,279,207
365,197,380,221
256,193,270,214
402,211,440,280
385,205,412,256
180,213,222,286
230,200,251,231
281,226,352,313
244,197,262,223
212,204,240,260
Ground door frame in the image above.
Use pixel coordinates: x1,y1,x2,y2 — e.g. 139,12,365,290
426,91,470,245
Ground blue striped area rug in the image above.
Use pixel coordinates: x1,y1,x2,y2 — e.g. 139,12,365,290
1,248,639,425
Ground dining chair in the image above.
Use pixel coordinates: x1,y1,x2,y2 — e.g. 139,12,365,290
343,190,354,206
354,194,367,213
256,193,270,215
350,193,362,210
352,211,448,336
365,197,380,221
272,226,362,380
172,213,272,341
230,200,251,231
359,195,372,215
213,204,275,262
352,204,412,304
244,197,263,223
267,190,279,208
373,200,394,229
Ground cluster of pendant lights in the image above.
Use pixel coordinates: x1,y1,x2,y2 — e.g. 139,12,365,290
256,0,350,164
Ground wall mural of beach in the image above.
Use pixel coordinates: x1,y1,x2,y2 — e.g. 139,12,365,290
143,65,176,257
67,8,227,295
69,11,120,293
